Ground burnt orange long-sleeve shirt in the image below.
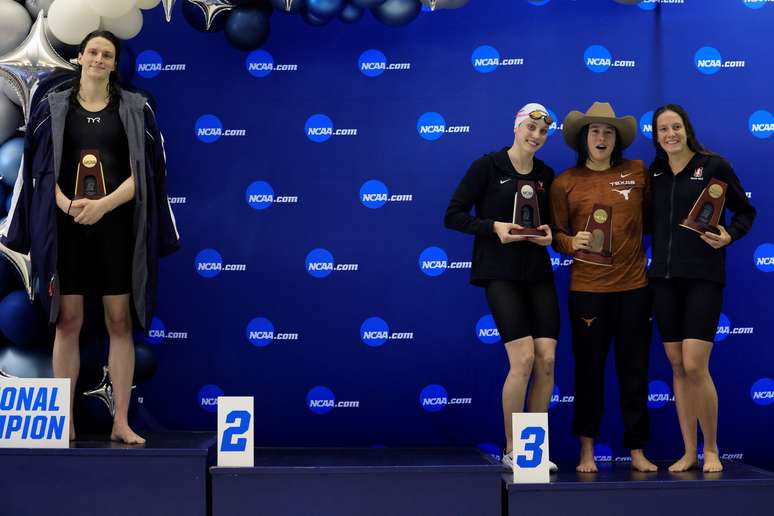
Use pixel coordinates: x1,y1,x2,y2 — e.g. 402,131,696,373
550,160,649,293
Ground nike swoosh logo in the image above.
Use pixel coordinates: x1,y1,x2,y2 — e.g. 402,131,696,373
653,172,664,177
620,171,633,178
500,178,512,184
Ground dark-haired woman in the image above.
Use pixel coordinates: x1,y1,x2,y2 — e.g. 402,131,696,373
550,102,656,473
2,31,180,443
649,105,755,473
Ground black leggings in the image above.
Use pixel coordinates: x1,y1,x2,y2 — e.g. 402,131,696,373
484,280,559,342
569,287,652,449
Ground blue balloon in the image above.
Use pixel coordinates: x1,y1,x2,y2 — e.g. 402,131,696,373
0,290,42,347
0,137,23,189
0,255,23,300
351,0,385,6
134,342,159,384
302,5,330,25
5,191,10,213
182,0,229,32
270,0,302,13
0,187,6,218
371,0,421,25
225,7,271,51
307,0,345,18
339,3,363,22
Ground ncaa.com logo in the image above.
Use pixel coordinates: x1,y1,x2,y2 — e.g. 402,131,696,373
470,45,524,74
358,49,411,77
359,180,413,209
637,0,685,9
144,316,188,345
419,384,472,413
744,0,774,10
306,386,359,415
360,317,414,347
194,248,247,278
545,108,563,137
549,385,574,410
416,112,470,141
748,111,774,139
751,378,774,406
168,195,186,205
245,50,299,78
647,380,674,409
594,443,613,462
548,247,573,271
305,114,357,143
640,111,653,139
198,384,223,413
583,45,636,73
418,246,471,277
135,50,186,79
715,313,754,342
754,243,774,271
475,314,500,344
305,248,358,278
195,114,246,143
694,47,746,75
245,181,299,210
246,317,299,347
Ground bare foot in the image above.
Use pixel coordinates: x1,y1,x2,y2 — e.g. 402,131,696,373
702,450,723,473
576,457,598,473
631,449,658,472
668,453,699,472
111,424,146,445
577,437,598,473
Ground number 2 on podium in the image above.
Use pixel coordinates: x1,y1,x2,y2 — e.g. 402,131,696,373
220,410,251,452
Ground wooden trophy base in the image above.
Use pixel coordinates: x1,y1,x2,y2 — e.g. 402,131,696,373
574,249,613,266
509,228,547,237
680,220,720,236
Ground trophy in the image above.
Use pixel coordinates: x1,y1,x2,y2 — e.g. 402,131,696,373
73,149,106,200
574,203,613,266
679,178,727,235
509,180,546,237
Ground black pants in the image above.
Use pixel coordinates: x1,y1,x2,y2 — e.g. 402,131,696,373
569,287,652,449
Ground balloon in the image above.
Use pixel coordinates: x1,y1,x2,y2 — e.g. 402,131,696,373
186,0,237,31
0,346,54,378
0,137,23,188
270,0,302,12
0,188,6,217
133,342,158,384
351,0,384,6
0,1,33,56
371,0,421,26
338,3,363,22
420,0,468,9
224,7,270,51
0,254,23,300
136,0,162,8
161,0,176,21
48,0,101,45
307,0,345,18
84,0,135,18
301,5,330,25
24,0,56,18
0,289,43,346
182,0,229,32
0,92,22,143
100,7,144,39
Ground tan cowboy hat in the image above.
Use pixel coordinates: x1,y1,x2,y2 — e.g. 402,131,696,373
562,101,637,150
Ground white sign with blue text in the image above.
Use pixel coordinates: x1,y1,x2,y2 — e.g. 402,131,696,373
0,378,70,448
512,412,550,483
217,396,254,467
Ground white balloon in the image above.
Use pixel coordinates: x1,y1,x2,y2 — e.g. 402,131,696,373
136,0,161,9
48,0,101,45
0,0,33,55
84,0,136,18
1,78,22,107
100,9,144,40
24,0,56,18
0,92,23,145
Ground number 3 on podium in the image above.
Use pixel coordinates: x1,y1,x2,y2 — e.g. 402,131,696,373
512,413,550,483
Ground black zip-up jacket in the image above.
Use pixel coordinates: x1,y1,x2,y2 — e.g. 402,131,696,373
444,148,555,286
649,153,755,284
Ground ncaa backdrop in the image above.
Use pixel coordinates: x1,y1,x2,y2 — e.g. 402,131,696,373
124,0,774,468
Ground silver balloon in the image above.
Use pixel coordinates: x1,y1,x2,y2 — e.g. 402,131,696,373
24,0,56,18
1,77,22,106
186,0,235,31
0,1,32,55
162,0,177,21
83,365,136,417
0,368,18,379
0,233,33,301
0,11,75,123
0,89,22,141
420,0,468,10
